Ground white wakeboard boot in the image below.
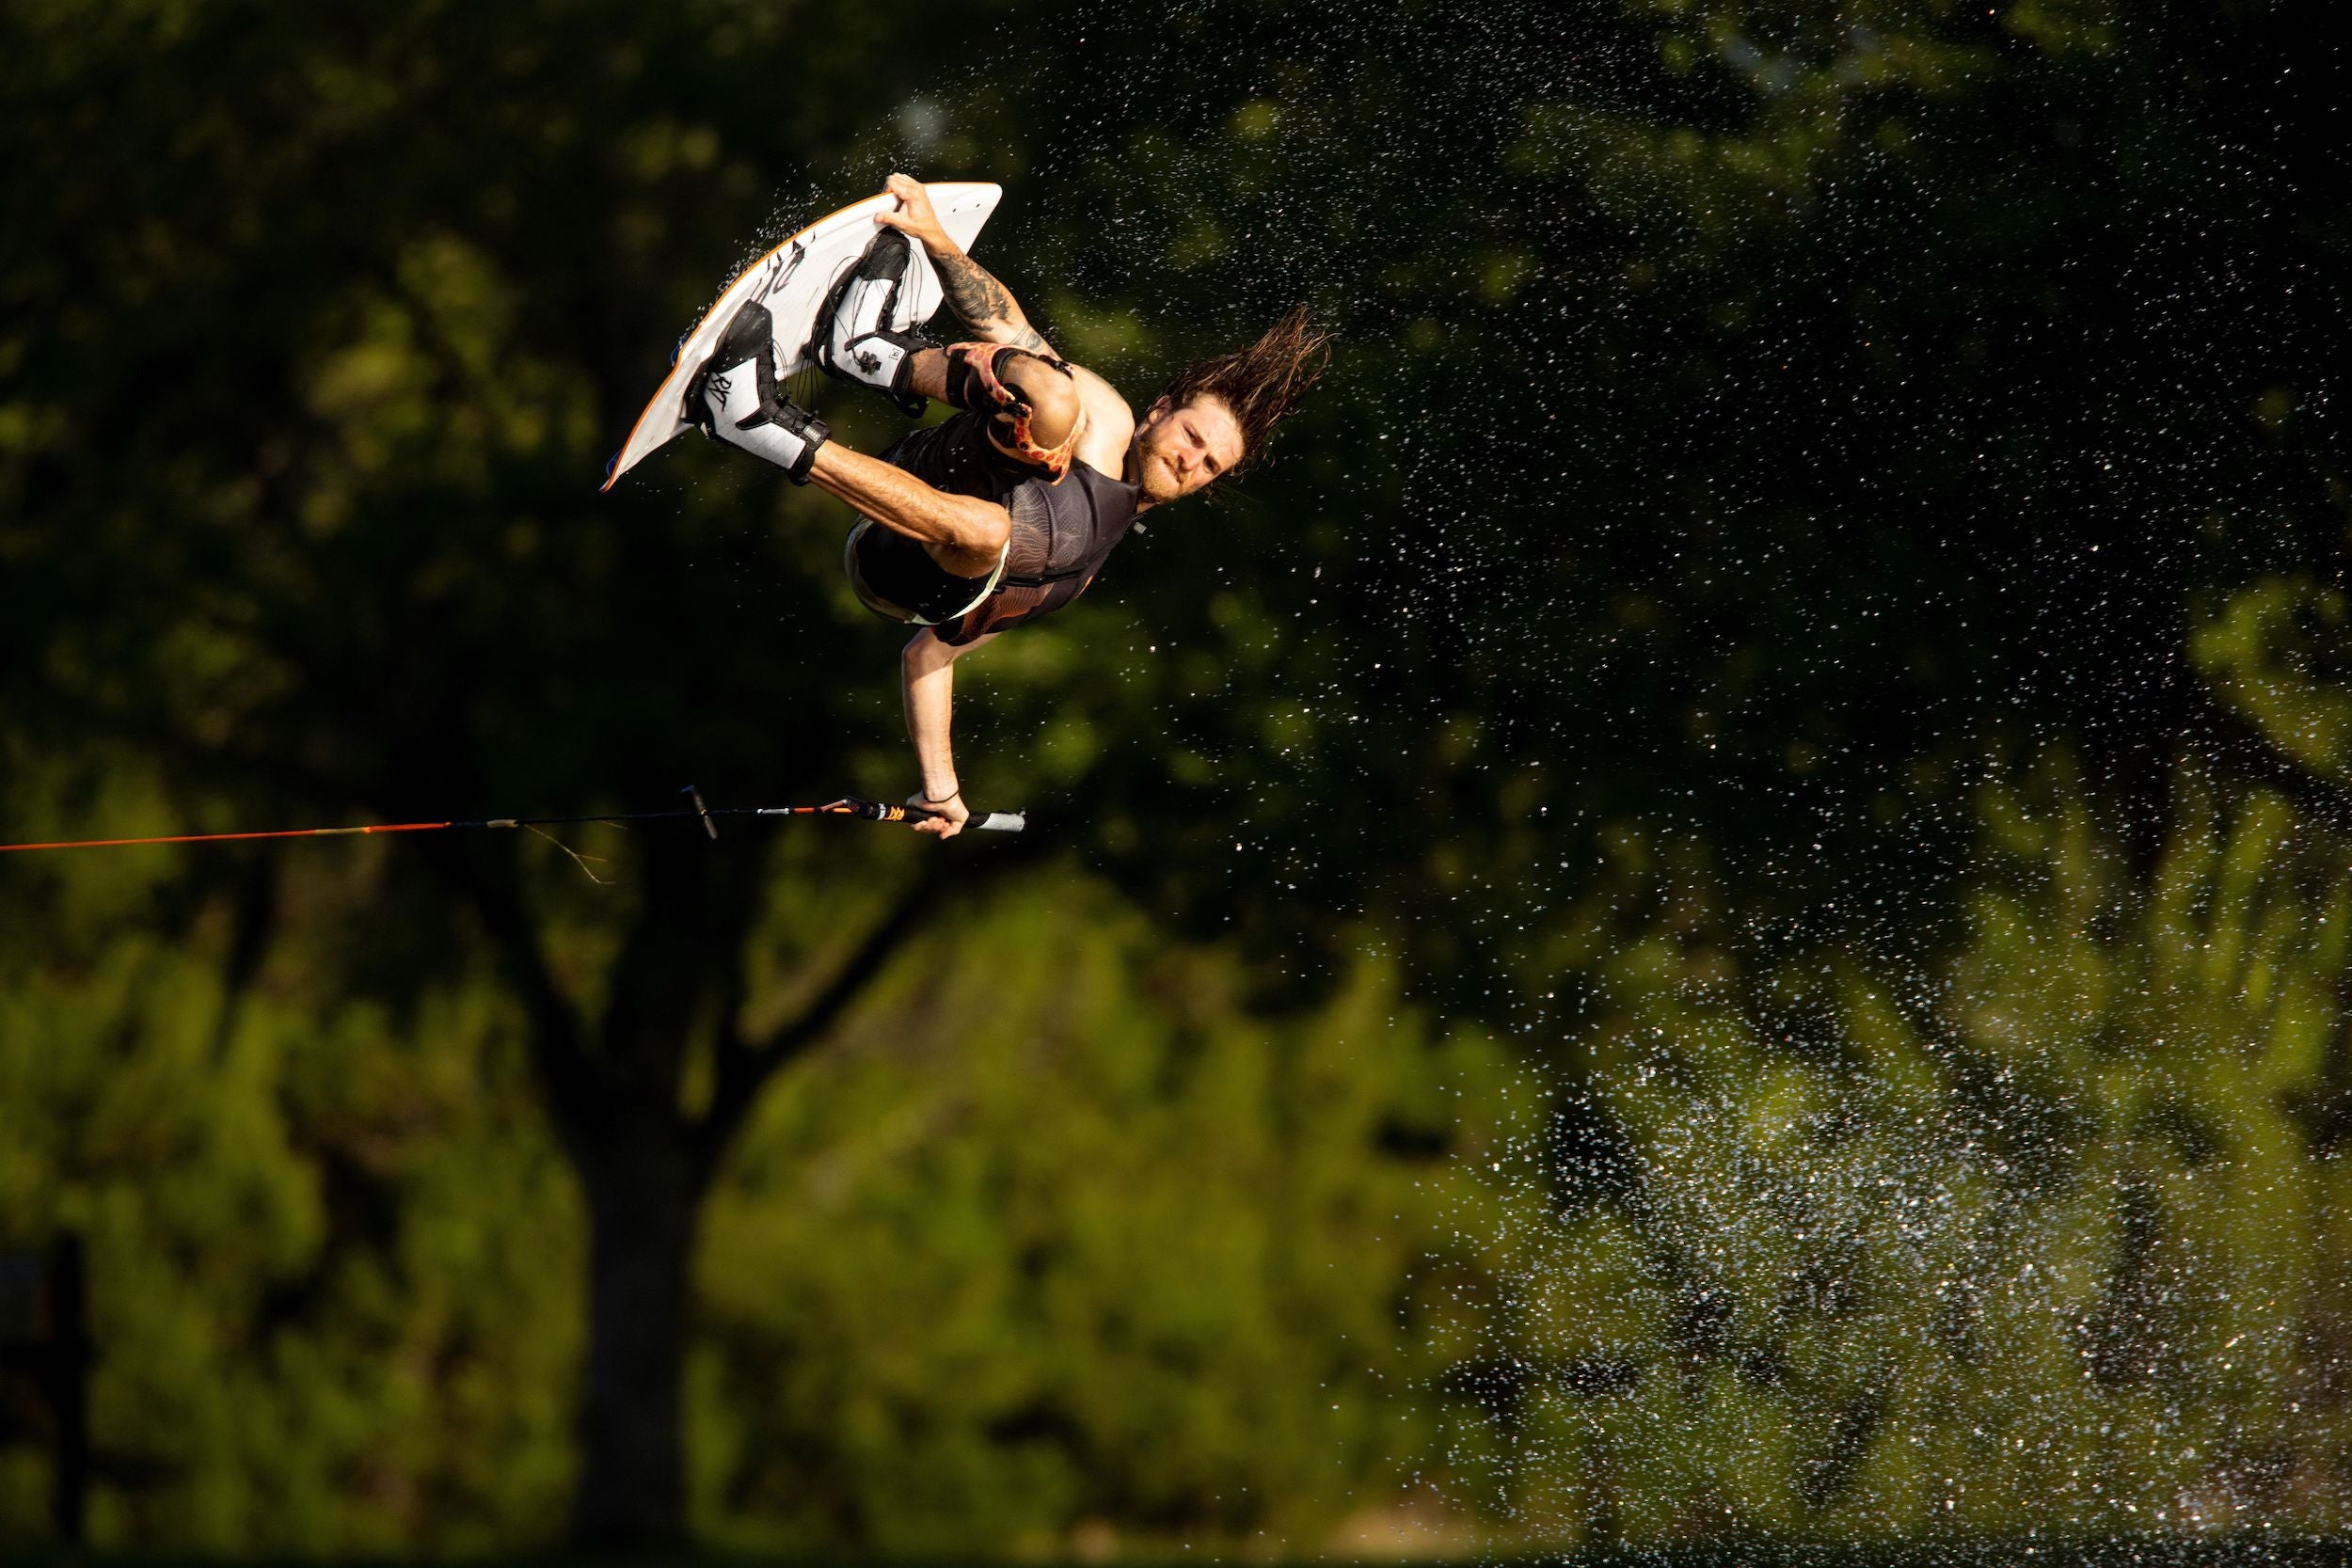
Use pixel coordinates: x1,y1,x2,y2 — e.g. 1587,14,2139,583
691,300,829,483
816,229,932,417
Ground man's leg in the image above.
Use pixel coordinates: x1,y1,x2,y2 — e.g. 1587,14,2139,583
902,346,952,404
857,345,1080,451
806,444,1009,580
695,307,1004,576
966,351,1081,468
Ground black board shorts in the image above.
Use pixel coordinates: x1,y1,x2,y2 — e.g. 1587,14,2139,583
844,518,1007,626
842,419,1028,628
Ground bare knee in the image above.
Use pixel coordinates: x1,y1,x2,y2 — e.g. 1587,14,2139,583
941,496,1010,571
999,357,1081,450
963,498,1010,555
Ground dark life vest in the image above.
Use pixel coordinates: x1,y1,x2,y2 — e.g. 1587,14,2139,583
863,411,1142,644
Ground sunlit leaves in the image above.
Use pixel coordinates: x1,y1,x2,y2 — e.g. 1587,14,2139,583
2191,577,2352,786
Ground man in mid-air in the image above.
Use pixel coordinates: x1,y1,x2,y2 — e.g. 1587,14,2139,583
691,173,1326,838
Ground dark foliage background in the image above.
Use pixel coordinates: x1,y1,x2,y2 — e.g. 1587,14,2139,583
4,0,2348,1557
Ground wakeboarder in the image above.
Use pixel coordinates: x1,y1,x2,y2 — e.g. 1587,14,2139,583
691,173,1327,838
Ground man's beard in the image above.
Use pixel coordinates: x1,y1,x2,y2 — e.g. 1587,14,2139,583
1135,444,1184,504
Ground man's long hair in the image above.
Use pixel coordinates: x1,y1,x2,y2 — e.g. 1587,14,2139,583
1160,304,1331,481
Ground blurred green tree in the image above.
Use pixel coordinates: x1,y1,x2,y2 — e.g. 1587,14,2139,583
0,798,1512,1554
1455,759,2352,1546
0,0,1027,1546
7,0,2350,1554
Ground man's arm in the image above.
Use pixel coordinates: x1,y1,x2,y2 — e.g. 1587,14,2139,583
873,172,1056,356
901,627,999,839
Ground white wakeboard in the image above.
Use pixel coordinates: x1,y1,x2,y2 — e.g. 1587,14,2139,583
601,182,1002,491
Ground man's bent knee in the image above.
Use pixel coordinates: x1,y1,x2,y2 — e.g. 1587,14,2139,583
952,499,1011,562
943,343,1081,478
998,358,1081,451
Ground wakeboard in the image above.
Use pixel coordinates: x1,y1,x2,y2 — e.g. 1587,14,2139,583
601,182,1002,491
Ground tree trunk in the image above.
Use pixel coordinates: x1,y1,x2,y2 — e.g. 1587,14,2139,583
567,1126,700,1550
460,839,948,1554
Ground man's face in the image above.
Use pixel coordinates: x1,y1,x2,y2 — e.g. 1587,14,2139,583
1132,395,1246,505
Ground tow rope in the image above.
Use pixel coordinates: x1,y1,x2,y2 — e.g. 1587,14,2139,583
0,787,1025,857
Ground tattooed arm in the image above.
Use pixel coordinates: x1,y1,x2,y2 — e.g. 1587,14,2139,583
930,249,1053,352
872,172,1057,356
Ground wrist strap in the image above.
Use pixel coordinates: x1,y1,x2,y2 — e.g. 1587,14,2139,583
921,788,961,804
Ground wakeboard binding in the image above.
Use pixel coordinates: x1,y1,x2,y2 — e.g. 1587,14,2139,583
817,229,934,418
691,300,830,483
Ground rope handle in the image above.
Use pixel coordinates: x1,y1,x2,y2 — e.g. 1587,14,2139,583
831,798,1025,833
